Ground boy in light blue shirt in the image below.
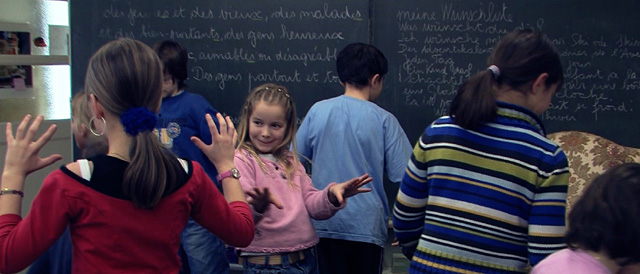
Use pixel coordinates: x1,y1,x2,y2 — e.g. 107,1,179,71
296,42,412,274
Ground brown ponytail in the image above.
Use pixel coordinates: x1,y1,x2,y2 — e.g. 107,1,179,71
449,29,563,129
449,70,497,129
85,38,181,209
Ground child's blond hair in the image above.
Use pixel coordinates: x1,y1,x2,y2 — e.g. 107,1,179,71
236,83,299,185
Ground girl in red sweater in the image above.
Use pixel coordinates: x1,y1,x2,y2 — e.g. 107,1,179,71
0,38,254,273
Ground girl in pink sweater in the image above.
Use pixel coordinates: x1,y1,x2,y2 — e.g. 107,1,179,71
532,163,640,274
229,83,373,273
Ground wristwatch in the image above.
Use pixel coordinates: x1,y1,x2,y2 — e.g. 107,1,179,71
216,167,241,182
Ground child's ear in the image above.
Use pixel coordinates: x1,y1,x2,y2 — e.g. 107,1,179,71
531,73,549,95
89,94,105,119
370,74,381,86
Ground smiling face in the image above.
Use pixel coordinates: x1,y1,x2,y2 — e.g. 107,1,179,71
248,101,288,154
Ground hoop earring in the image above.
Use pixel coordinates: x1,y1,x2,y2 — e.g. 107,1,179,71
89,116,106,137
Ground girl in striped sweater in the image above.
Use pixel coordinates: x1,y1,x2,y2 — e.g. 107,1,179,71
393,29,569,274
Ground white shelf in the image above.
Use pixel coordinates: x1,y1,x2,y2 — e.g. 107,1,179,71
0,22,30,32
0,54,69,66
0,87,35,99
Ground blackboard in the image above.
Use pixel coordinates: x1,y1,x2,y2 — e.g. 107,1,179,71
71,0,640,148
70,0,370,128
373,0,640,147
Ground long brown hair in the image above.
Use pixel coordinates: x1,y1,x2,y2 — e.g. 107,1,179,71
85,38,181,209
237,83,299,185
449,29,563,129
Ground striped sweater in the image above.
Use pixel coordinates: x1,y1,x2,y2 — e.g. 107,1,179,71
393,102,569,274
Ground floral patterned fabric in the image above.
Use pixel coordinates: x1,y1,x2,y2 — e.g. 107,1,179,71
547,131,640,213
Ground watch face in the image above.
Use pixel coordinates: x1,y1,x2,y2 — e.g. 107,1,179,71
231,168,240,178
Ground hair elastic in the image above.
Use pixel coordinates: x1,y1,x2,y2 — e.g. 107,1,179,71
120,107,158,136
277,87,290,98
263,86,290,98
487,65,501,80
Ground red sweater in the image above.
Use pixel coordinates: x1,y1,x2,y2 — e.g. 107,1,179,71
0,157,254,273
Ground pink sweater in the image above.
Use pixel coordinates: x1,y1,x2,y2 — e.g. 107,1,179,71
532,249,611,274
234,150,343,253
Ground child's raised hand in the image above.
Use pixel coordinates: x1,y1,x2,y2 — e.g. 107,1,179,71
192,113,237,172
246,187,284,213
3,115,63,180
328,174,373,206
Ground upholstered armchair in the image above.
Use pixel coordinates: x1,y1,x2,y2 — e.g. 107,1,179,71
547,131,640,212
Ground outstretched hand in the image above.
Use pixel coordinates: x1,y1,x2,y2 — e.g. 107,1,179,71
3,115,62,180
192,113,237,172
247,187,284,214
246,187,284,214
328,174,373,206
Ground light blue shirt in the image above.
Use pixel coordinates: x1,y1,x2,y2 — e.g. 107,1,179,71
296,95,412,246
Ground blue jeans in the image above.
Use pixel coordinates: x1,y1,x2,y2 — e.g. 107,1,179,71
241,248,317,274
28,227,72,274
181,218,230,274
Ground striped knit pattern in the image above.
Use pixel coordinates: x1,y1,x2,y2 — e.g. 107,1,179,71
393,102,569,274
